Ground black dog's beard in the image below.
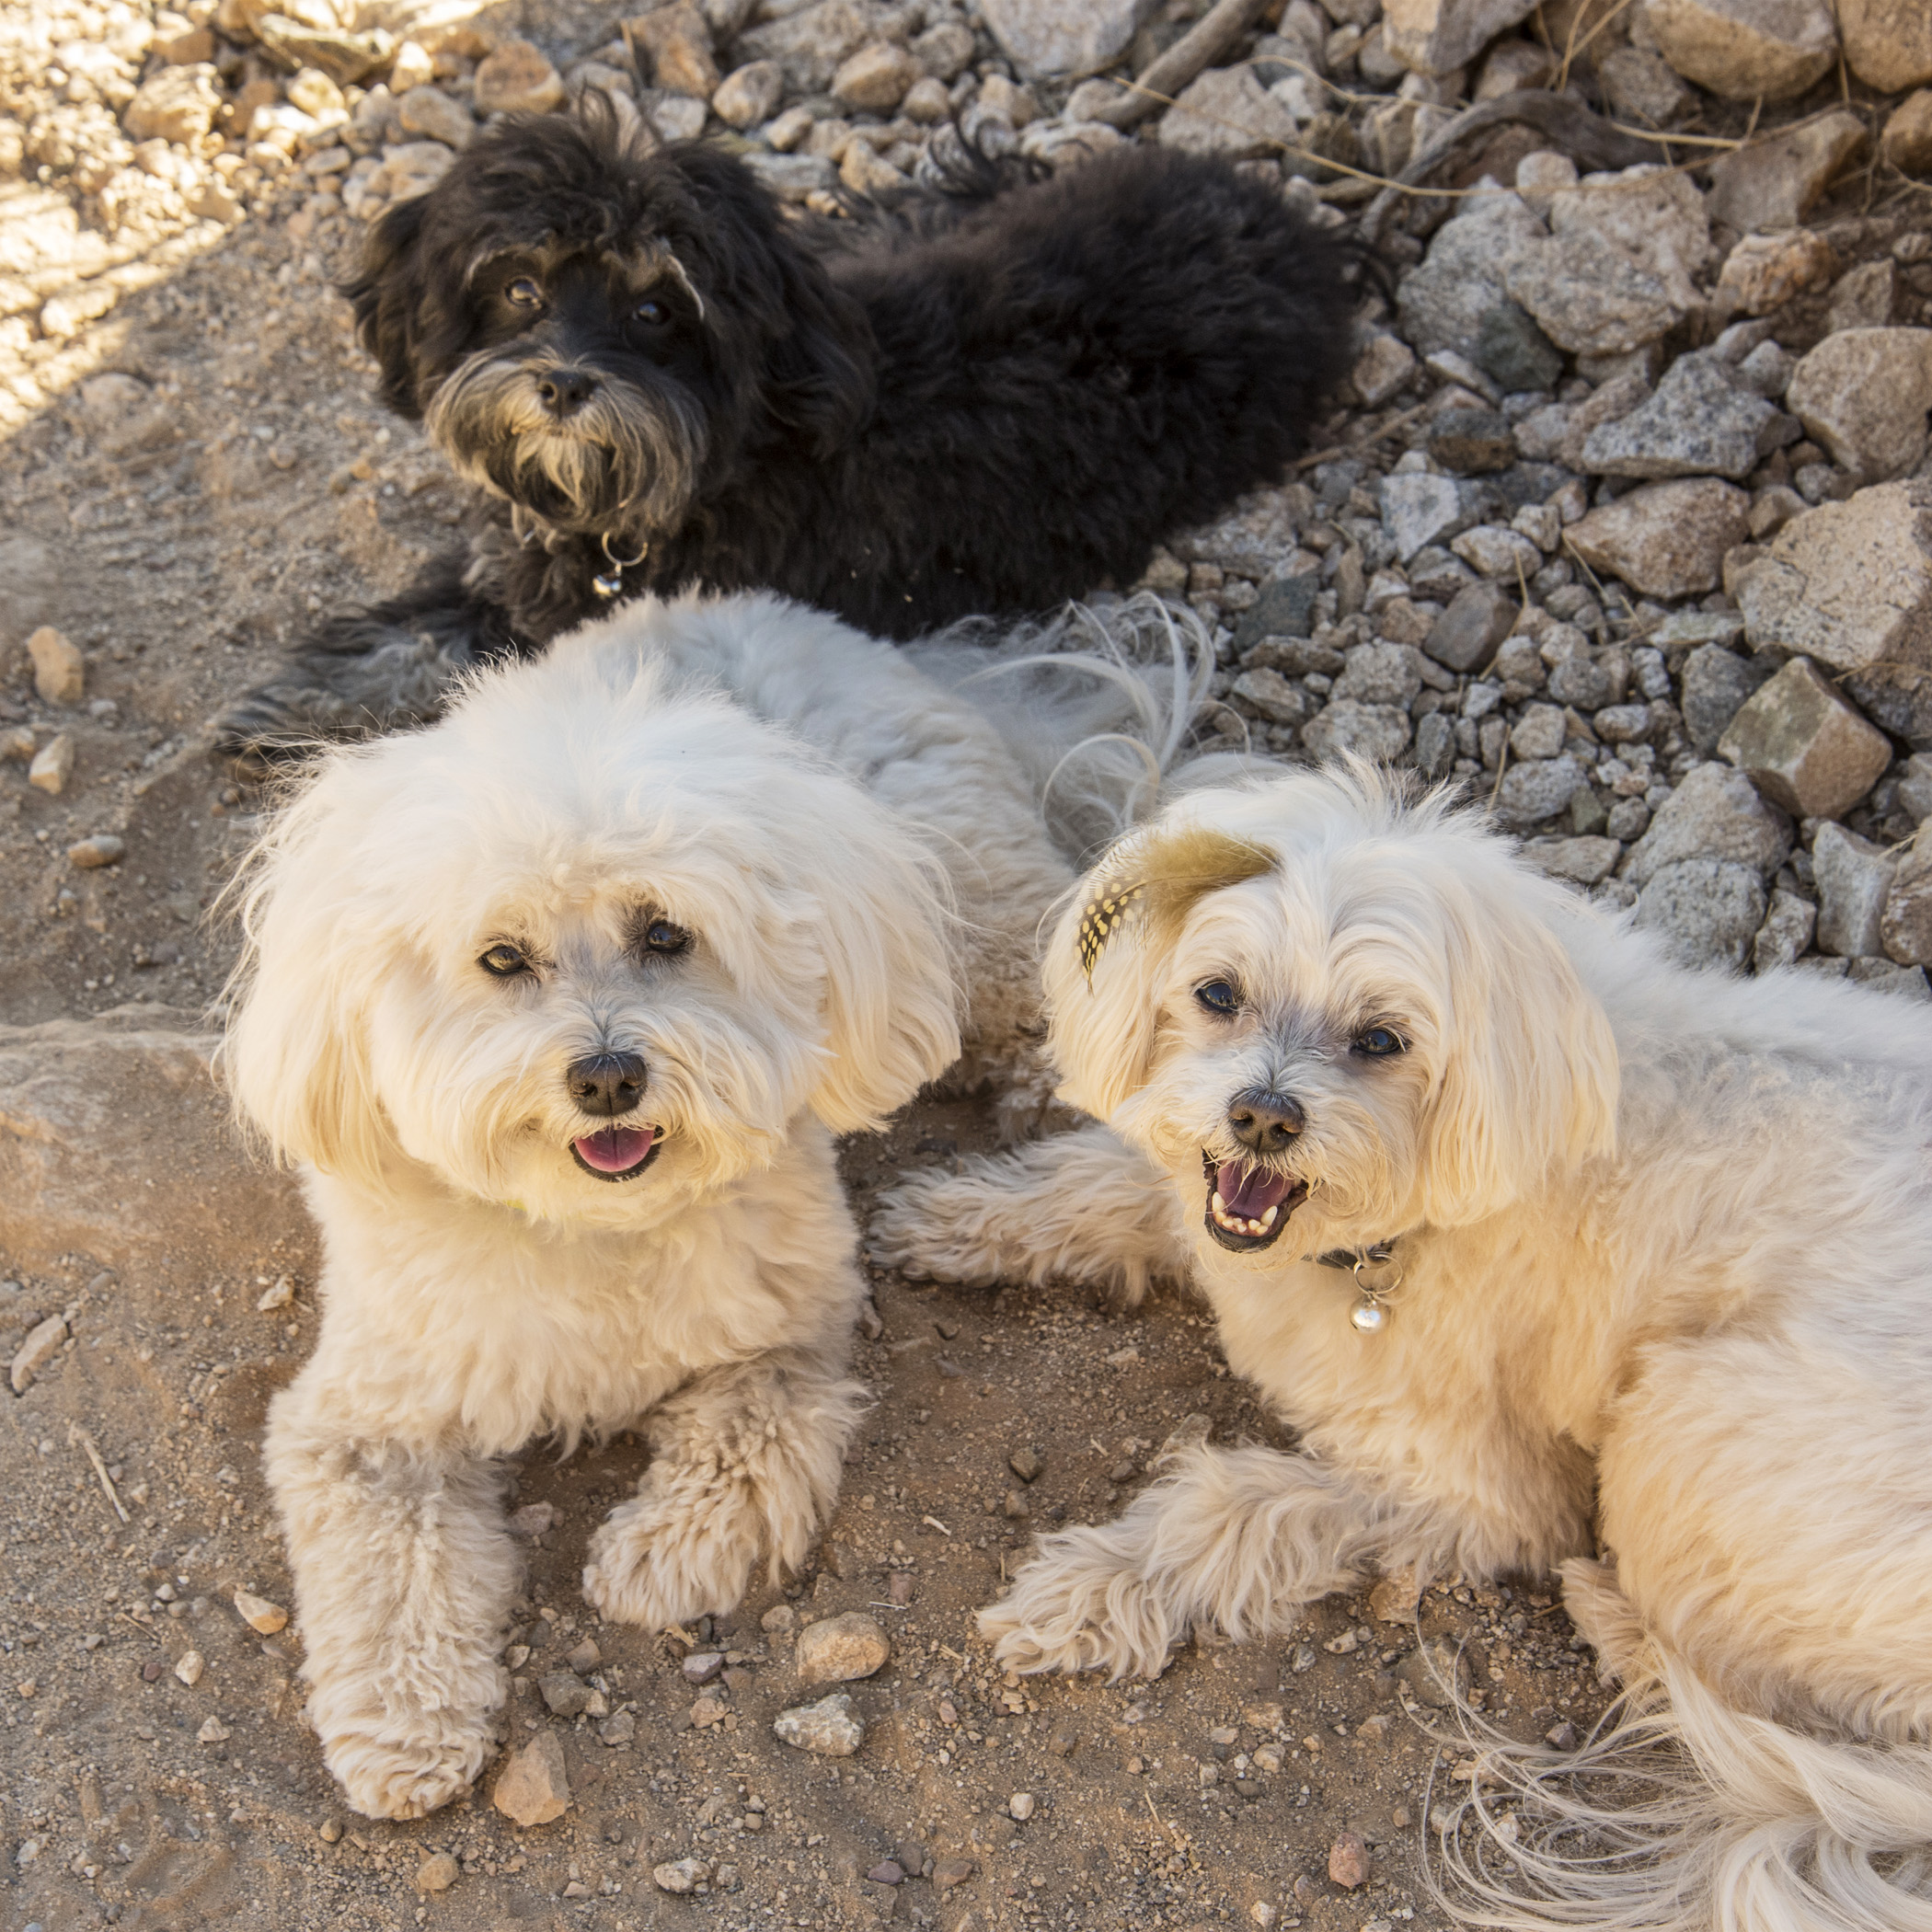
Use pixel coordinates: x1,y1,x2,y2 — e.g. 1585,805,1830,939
424,351,708,538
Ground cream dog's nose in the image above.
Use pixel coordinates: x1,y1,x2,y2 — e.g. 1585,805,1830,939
1227,1089,1304,1156
565,1052,647,1117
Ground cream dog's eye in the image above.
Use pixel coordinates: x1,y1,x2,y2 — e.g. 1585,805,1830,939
1354,1025,1405,1056
479,942,530,977
641,919,690,955
505,276,543,307
1195,979,1238,1015
633,298,666,325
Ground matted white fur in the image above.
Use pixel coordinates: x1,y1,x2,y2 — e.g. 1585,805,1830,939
222,588,1202,1820
872,763,1932,1929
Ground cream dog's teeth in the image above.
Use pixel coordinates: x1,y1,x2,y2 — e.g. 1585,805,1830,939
1260,1204,1279,1227
1212,1191,1226,1213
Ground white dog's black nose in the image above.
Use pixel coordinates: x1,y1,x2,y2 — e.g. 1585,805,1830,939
1227,1089,1304,1156
566,1052,647,1117
535,369,597,419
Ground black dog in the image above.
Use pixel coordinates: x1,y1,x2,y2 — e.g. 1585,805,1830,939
218,108,1364,764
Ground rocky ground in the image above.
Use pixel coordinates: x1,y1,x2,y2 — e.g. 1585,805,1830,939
5,0,1932,1926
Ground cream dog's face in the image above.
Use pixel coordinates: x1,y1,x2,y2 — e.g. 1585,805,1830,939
1045,768,1618,1259
223,637,960,1227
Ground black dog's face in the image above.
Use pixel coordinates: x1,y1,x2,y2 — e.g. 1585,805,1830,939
424,237,714,535
346,104,873,541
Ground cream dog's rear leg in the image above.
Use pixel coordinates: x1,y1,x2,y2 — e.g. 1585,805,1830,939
266,1374,519,1821
983,1442,1447,1679
870,1123,1191,1307
582,1347,867,1628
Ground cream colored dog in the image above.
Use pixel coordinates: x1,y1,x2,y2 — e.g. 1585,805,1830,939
872,764,1932,1930
222,589,1199,1820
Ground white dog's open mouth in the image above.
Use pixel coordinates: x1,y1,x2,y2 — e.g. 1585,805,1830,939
1202,1152,1305,1252
570,1125,663,1182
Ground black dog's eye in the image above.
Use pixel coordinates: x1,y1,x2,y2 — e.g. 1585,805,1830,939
505,276,543,308
640,919,690,956
1353,1025,1406,1057
633,298,666,325
480,942,532,978
1194,979,1239,1016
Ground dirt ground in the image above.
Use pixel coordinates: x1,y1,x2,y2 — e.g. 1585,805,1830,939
0,9,1619,1932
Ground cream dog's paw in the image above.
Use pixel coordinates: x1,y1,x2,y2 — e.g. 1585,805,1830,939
976,1536,1181,1681
581,1489,758,1629
323,1719,491,1821
868,1170,1013,1285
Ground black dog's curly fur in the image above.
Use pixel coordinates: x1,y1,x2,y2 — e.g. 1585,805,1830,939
218,108,1365,764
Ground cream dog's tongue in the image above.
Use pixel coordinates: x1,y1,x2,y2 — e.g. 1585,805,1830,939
573,1125,656,1173
1215,1161,1295,1218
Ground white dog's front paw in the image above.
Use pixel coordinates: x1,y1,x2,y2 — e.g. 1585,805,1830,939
582,1489,759,1629
868,1170,1012,1286
977,1533,1182,1681
321,1714,493,1821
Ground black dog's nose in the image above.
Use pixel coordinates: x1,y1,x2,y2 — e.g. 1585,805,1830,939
565,1052,647,1117
1227,1089,1305,1156
535,369,597,418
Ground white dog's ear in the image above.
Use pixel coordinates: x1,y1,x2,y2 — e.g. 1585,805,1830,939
805,818,962,1134
1420,874,1619,1225
1045,826,1274,1120
218,778,392,1189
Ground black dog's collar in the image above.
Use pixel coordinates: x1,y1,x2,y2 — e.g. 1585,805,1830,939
1316,1241,1400,1271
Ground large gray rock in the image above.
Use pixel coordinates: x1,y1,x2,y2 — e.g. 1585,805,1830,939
1424,582,1517,673
774,1692,866,1756
1785,329,1932,483
980,0,1152,76
1567,478,1751,600
1636,859,1768,972
1707,112,1869,233
1159,65,1301,159
1379,471,1466,562
1397,190,1547,362
1302,700,1412,762
1812,822,1898,957
0,1011,304,1276
1580,354,1787,481
1681,642,1777,753
1622,760,1793,888
1493,754,1585,828
1382,0,1539,75
1547,166,1710,314
1717,657,1892,820
1735,481,1932,674
736,0,884,92
1641,0,1837,102
1504,237,1685,357
1754,885,1818,972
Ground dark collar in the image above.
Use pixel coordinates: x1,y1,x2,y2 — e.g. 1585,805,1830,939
1316,1241,1400,1271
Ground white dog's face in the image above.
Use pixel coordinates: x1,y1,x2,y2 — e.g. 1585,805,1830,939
1046,768,1619,1259
224,632,961,1227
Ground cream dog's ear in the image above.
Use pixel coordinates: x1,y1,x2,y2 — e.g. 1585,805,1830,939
218,768,394,1190
1419,864,1619,1225
1044,824,1274,1121
805,804,962,1135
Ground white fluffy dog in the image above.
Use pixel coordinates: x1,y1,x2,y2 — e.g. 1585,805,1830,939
872,763,1932,1929
222,588,1200,1821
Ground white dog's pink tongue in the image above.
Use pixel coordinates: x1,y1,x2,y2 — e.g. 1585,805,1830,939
574,1125,655,1173
1216,1161,1294,1218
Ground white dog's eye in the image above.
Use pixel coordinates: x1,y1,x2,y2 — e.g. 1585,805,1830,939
1194,979,1238,1016
640,919,690,956
1353,1026,1406,1057
479,942,531,977
505,276,543,308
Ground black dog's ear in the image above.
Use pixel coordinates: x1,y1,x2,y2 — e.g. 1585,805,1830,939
764,242,876,454
672,146,876,454
342,193,432,418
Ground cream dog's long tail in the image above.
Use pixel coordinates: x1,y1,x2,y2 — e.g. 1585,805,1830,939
909,590,1221,860
1432,1574,1932,1930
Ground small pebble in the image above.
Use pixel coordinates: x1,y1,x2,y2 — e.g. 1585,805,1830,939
682,1650,725,1684
68,834,124,869
414,1851,458,1892
867,1859,905,1885
652,1857,710,1894
233,1589,288,1635
1007,1446,1043,1483
195,1716,230,1742
1328,1830,1371,1889
1007,1791,1036,1822
174,1650,204,1687
773,1692,865,1756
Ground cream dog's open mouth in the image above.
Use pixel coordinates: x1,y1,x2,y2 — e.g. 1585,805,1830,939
1202,1151,1305,1252
570,1125,664,1182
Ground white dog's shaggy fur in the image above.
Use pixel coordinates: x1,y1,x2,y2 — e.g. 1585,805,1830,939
871,764,1932,1929
221,588,1202,1821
